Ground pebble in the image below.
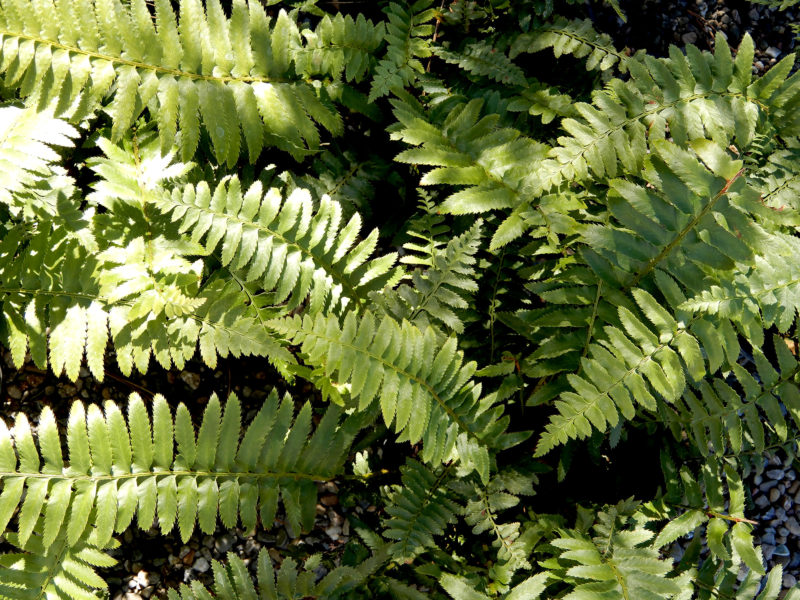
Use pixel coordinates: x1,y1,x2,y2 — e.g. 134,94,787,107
788,518,800,536
214,534,235,554
765,46,781,59
192,558,210,573
681,32,698,45
770,488,781,503
785,574,797,589
767,469,785,480
6,385,21,399
180,371,201,390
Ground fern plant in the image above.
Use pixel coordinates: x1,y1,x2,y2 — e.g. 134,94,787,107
1,0,800,598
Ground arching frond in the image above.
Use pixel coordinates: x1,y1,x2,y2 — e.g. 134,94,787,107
270,310,494,479
167,548,385,600
369,0,436,101
0,0,385,162
374,221,483,333
510,17,630,73
433,42,527,87
539,33,800,190
0,390,361,545
0,528,117,600
383,460,459,561
156,177,401,314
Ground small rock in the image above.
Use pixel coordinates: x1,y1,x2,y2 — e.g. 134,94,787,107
326,525,342,541
770,488,781,503
787,470,797,481
125,595,142,600
682,32,698,45
193,557,210,573
180,372,201,390
761,480,779,492
767,469,784,480
785,574,797,588
787,517,800,536
215,533,235,554
766,47,781,59
755,61,765,72
779,527,790,537
6,385,21,400
789,481,799,495
756,495,770,509
764,544,776,561
775,544,790,557
762,531,776,545
320,495,339,507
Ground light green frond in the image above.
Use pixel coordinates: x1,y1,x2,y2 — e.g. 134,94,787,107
167,547,384,600
0,106,78,217
0,0,369,163
510,17,631,73
0,391,361,546
0,528,117,600
0,224,293,380
270,310,493,479
390,96,548,249
156,176,401,313
539,33,800,190
383,460,460,561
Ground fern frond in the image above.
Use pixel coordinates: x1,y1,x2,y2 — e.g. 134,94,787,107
439,573,549,600
369,0,436,101
0,224,293,380
374,221,482,333
510,17,630,73
270,310,494,479
535,288,709,455
390,96,548,249
0,390,361,547
664,336,800,457
383,460,459,561
167,547,383,599
539,33,800,190
507,85,577,125
0,528,117,600
0,106,78,218
547,502,688,600
156,176,401,314
0,0,365,162
432,42,527,87
653,456,764,574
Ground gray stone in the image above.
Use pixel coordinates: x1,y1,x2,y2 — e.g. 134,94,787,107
763,544,776,561
214,533,235,554
770,488,781,503
788,517,800,536
785,573,797,588
767,469,785,480
192,557,210,573
681,32,698,45
766,46,782,59
755,494,770,508
762,531,776,545
6,386,21,400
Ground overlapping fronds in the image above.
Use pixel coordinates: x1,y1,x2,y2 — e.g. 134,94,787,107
369,0,436,101
0,391,361,548
0,0,385,162
167,548,384,600
0,106,78,216
0,224,292,380
510,17,630,73
0,528,117,600
270,310,494,479
439,573,548,600
539,33,800,190
547,502,689,600
383,460,459,561
462,468,537,578
665,337,800,456
433,42,527,87
749,149,800,215
535,288,709,455
653,456,763,574
583,140,763,289
390,95,548,249
156,177,401,314
507,85,577,124
375,221,482,333
681,234,800,335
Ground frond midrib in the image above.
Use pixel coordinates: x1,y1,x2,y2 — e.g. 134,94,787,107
0,29,311,85
0,468,333,482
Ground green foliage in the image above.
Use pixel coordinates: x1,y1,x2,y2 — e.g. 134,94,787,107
0,0,799,597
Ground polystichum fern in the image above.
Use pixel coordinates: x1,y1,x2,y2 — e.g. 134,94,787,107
1,0,800,598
